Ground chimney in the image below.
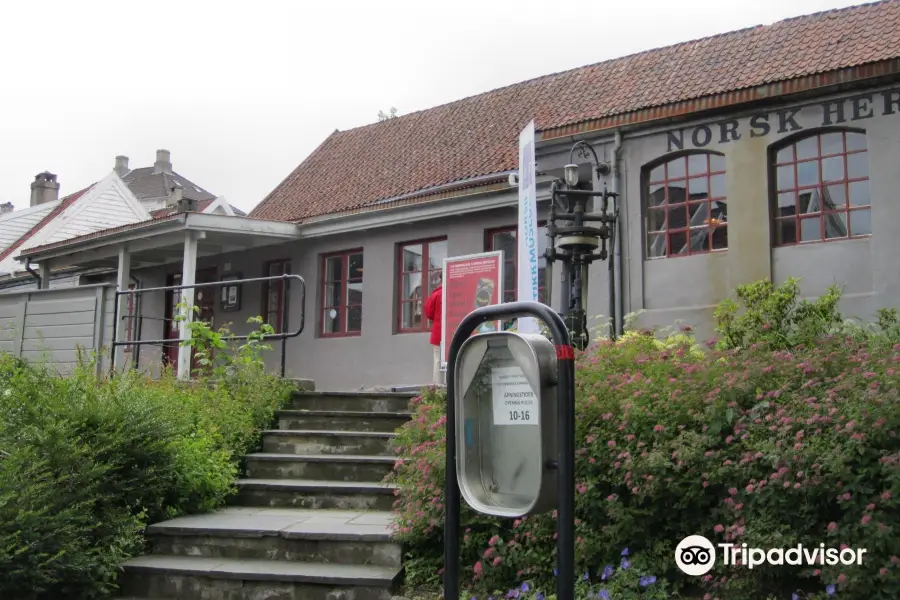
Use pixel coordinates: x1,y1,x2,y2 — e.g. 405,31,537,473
30,172,60,207
0,202,13,214
114,155,130,177
153,149,172,174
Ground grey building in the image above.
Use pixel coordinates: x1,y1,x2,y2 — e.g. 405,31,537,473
16,0,900,390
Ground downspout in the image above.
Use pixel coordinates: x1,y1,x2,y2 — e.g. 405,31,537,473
24,260,41,287
611,131,624,337
130,274,142,370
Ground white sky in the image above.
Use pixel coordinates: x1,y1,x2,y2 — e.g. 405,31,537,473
0,0,866,214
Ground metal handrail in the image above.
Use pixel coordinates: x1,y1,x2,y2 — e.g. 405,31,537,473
112,273,306,377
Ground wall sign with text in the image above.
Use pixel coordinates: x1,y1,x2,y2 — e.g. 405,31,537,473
440,251,503,367
666,89,900,152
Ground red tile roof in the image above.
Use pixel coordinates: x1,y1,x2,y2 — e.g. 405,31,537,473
250,0,900,223
0,185,94,263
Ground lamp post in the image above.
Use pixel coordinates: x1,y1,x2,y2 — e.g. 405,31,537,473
544,140,619,350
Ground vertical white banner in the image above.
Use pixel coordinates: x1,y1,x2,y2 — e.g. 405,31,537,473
517,120,540,334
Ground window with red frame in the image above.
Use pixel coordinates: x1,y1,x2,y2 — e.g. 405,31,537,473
645,152,728,259
263,260,291,333
772,130,870,245
484,225,548,304
397,238,447,333
321,249,363,337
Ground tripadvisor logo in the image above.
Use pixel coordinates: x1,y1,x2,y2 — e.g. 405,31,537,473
675,535,868,575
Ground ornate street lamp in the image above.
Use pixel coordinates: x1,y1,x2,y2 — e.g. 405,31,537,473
544,140,619,350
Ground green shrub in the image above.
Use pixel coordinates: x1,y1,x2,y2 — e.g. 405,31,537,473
0,315,294,600
389,281,900,600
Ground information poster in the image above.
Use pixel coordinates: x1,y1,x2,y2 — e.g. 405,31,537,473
491,366,539,425
440,251,503,366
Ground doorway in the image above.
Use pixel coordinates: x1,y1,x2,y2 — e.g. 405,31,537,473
163,268,217,370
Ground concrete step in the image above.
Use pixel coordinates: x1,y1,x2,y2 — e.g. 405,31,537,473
245,453,397,482
233,479,397,511
145,507,400,568
261,430,396,457
290,391,415,413
119,555,399,600
276,410,412,433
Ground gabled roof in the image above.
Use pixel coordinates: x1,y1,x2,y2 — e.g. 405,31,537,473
0,171,151,275
122,167,216,202
249,0,900,223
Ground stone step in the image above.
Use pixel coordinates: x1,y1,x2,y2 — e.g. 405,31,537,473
245,453,397,482
262,430,396,456
290,391,416,413
144,507,400,568
233,479,397,511
276,410,412,433
119,555,399,600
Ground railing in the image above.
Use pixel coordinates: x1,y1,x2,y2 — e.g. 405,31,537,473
111,274,306,377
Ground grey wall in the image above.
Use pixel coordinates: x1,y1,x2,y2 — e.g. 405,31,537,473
0,284,115,374
120,82,900,390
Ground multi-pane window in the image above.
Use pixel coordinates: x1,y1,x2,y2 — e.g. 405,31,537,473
321,249,364,337
263,260,291,333
772,130,870,245
485,225,548,304
397,238,447,333
645,153,728,258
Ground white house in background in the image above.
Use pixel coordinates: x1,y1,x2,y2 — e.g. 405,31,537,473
0,149,243,291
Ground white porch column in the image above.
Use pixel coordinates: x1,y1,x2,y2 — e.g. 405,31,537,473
115,247,131,371
39,262,51,290
177,231,199,380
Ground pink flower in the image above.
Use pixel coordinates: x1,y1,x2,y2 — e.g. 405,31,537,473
608,440,616,447
654,424,664,433
729,488,738,496
862,515,872,525
838,573,847,584
881,568,889,576
489,535,500,546
867,503,876,511
828,522,838,532
474,562,483,576
842,492,853,501
714,524,725,533
745,484,754,493
882,491,892,500
492,556,502,567
892,556,900,565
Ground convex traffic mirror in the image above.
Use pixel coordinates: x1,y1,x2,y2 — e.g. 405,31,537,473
454,331,558,518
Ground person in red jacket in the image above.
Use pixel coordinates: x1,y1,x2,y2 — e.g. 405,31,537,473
423,272,443,386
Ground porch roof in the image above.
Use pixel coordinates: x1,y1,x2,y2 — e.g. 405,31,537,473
16,212,300,270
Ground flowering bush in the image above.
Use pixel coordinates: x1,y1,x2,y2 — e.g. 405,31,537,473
388,280,900,600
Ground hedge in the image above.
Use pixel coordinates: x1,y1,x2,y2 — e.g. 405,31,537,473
388,279,900,600
0,326,294,599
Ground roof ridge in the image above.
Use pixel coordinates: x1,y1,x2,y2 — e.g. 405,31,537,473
331,0,891,136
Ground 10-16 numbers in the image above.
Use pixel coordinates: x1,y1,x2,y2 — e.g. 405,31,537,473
508,410,531,422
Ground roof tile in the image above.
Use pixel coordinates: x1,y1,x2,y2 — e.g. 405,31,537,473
250,1,900,223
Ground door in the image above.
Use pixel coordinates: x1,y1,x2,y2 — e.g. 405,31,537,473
163,268,217,371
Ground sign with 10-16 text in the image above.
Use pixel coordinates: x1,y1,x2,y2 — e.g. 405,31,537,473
491,366,539,425
441,251,503,365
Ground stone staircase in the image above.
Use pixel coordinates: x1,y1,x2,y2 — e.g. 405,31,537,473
118,389,416,600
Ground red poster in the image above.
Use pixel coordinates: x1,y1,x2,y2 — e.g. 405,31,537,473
441,251,504,364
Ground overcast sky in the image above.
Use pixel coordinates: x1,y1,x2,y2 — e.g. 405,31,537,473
0,0,866,214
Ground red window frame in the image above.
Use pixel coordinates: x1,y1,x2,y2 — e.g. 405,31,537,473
320,248,363,338
396,237,447,334
771,129,870,246
262,259,291,333
484,224,548,304
644,152,728,259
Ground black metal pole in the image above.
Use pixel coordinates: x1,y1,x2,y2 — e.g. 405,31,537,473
443,301,575,600
111,289,120,373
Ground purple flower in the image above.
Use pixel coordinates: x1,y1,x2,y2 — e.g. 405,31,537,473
827,584,837,595
553,568,558,577
640,575,657,587
621,548,630,556
621,557,632,570
792,594,799,600
520,583,530,593
536,594,544,600
601,565,614,581
598,589,610,600
582,572,589,581
506,589,519,599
